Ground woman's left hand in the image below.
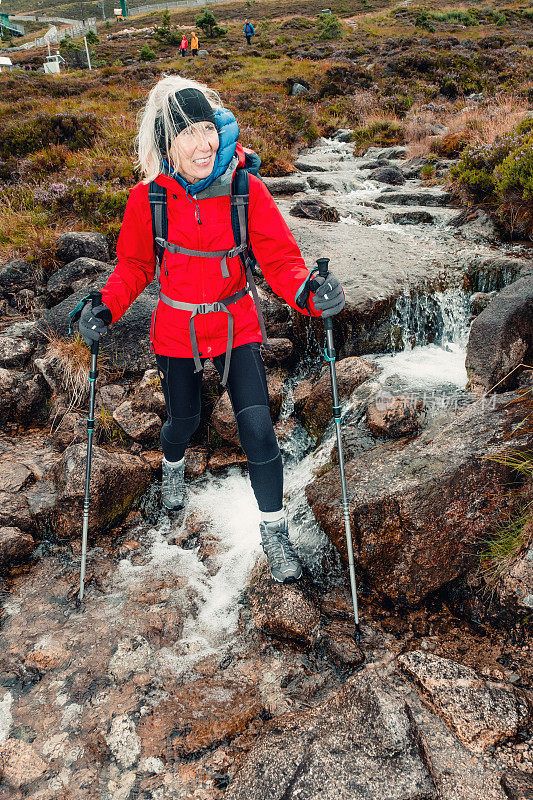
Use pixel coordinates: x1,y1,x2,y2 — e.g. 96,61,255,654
311,272,345,317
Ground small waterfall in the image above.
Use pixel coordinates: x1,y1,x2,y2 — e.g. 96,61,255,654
390,287,471,351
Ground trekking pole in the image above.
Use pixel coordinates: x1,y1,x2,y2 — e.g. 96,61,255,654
316,258,362,642
78,339,99,605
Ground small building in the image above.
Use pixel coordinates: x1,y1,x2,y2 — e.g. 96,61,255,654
43,52,66,74
0,56,13,72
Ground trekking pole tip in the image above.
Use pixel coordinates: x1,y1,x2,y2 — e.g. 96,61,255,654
353,623,364,644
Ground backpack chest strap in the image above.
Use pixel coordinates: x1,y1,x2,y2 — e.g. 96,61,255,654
155,236,247,279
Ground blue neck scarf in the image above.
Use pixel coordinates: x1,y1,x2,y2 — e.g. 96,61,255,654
162,107,239,197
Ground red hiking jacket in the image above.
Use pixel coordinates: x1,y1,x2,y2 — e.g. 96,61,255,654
101,144,321,360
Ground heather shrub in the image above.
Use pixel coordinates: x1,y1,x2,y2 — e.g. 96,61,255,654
0,113,99,158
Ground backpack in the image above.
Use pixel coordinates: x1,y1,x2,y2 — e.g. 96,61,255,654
147,151,268,386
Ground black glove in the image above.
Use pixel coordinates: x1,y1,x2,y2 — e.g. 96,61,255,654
78,292,112,346
311,272,345,317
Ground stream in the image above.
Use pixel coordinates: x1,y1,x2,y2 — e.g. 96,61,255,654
0,137,531,798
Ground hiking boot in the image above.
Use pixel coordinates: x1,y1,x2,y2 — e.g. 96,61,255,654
162,458,186,511
260,518,302,583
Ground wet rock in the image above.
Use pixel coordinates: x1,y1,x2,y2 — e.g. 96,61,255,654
330,422,375,463
369,165,405,185
0,527,34,569
136,677,262,758
495,518,533,612
321,619,365,668
391,210,435,225
113,400,162,443
470,291,496,316
211,372,283,445
0,461,34,493
398,651,531,755
0,368,47,429
225,670,436,800
0,336,35,369
0,259,35,300
293,378,314,415
46,257,109,304
247,560,320,646
465,256,532,294
365,393,426,438
289,197,340,222
364,145,408,160
208,447,247,473
260,338,294,367
449,208,499,243
307,174,336,192
50,443,151,538
41,276,158,375
332,128,354,142
98,383,126,413
263,175,309,195
50,411,86,450
185,446,208,479
306,391,533,603
406,680,509,800
257,283,294,340
466,275,533,393
131,368,166,416
378,190,452,206
501,770,533,800
55,231,110,264
302,357,376,438
0,492,33,532
106,714,141,769
0,738,48,789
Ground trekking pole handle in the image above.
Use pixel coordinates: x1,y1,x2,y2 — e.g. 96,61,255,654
316,257,330,278
317,259,333,334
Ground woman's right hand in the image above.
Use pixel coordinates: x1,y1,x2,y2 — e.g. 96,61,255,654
78,293,112,346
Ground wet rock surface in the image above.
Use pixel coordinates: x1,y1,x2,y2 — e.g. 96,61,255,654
55,231,110,264
226,670,437,800
466,275,533,393
307,390,533,603
399,651,531,755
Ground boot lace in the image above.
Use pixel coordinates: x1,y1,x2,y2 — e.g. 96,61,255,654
261,526,298,569
162,462,185,497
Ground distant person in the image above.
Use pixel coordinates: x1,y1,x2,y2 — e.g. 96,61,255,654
180,34,188,57
243,19,255,45
191,31,199,56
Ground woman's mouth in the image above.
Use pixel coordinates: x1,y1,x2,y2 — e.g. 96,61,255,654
194,156,212,166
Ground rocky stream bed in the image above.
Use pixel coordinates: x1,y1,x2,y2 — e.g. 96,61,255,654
0,137,532,799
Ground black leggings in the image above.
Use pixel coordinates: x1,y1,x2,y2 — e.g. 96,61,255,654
156,343,283,513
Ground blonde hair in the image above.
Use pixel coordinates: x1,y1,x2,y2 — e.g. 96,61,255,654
135,74,222,183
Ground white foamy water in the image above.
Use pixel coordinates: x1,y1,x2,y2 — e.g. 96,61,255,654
370,341,467,391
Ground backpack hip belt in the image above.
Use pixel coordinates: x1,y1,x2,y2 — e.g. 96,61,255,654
159,285,248,386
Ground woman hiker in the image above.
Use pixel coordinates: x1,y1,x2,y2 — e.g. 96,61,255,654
190,31,199,56
179,33,188,57
77,76,345,584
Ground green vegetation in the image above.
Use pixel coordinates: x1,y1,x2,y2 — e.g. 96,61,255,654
317,11,343,40
195,9,227,38
451,120,533,238
139,43,156,60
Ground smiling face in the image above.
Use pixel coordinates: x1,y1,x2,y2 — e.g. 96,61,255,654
170,121,219,185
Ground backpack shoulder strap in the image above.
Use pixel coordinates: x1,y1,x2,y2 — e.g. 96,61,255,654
231,167,268,346
148,180,168,282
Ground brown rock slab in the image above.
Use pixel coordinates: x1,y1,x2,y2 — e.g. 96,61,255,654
293,378,314,415
137,677,262,758
0,491,33,532
50,443,151,538
98,383,126,413
208,448,247,474
113,400,162,442
0,526,34,568
25,645,69,671
289,197,340,222
185,447,208,479
0,461,34,493
321,619,365,668
225,670,437,800
302,357,376,438
307,390,533,603
501,770,533,800
366,393,426,438
247,561,320,646
398,651,531,755
141,450,163,472
0,738,48,789
261,338,294,367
